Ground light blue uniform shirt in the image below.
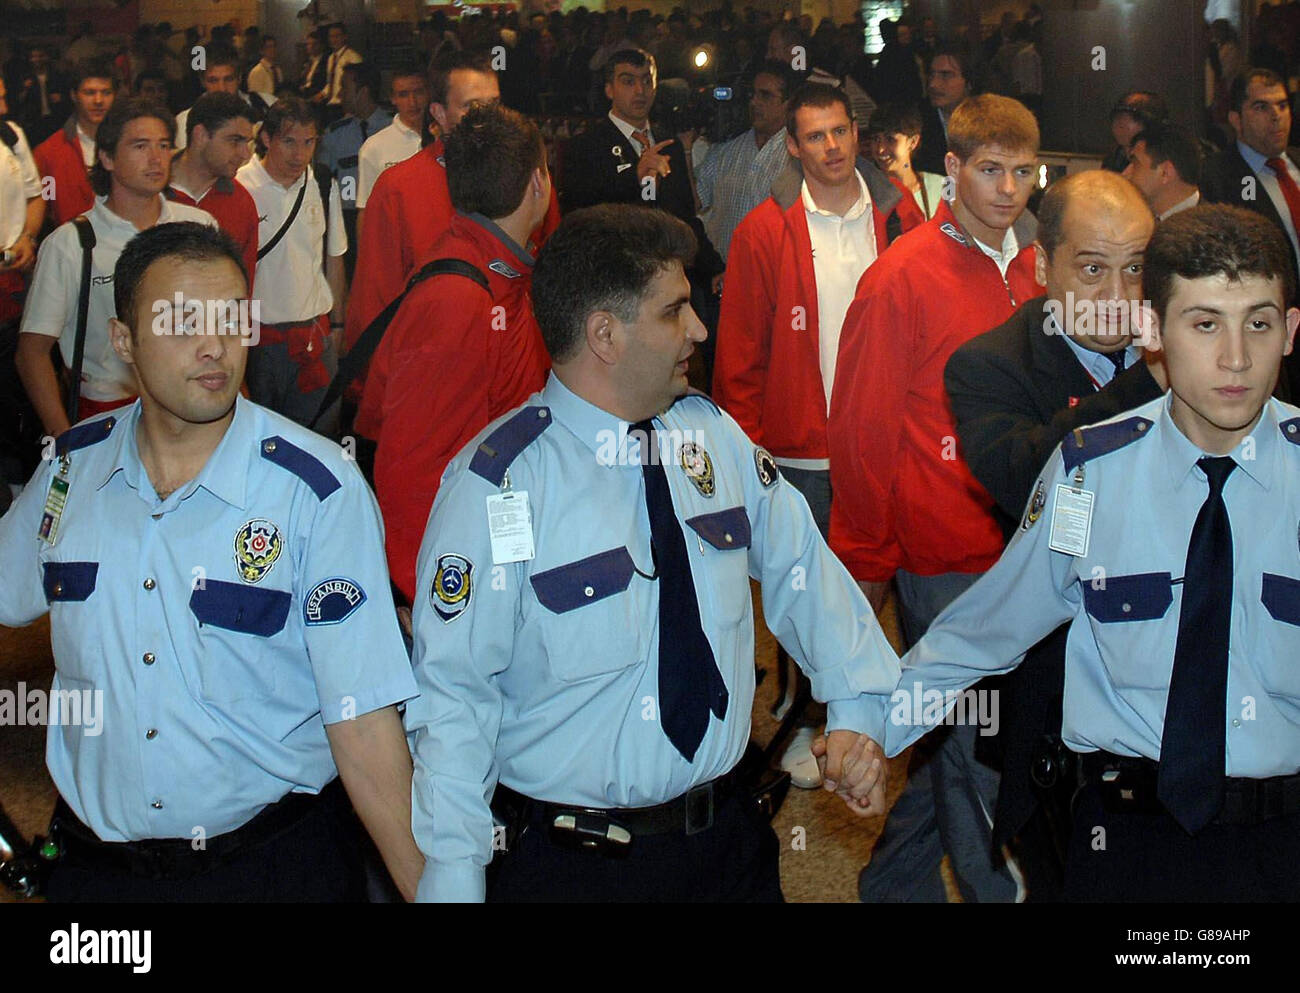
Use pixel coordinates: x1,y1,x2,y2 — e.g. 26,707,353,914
317,108,393,209
0,397,417,841
872,394,1300,781
406,373,901,902
1061,333,1142,389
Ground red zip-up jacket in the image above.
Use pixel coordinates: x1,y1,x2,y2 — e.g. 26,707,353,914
346,139,562,412
369,212,550,601
34,119,94,228
714,161,921,459
165,175,260,294
828,198,1042,581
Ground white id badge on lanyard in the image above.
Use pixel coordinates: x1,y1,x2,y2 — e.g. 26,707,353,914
1048,483,1094,557
486,490,535,564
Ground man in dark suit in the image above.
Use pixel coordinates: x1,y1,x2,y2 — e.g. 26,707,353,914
298,29,329,103
944,170,1164,899
1202,67,1300,382
560,47,722,371
914,45,970,177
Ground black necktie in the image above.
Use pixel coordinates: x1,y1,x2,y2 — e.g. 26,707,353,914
1104,349,1127,376
632,419,728,762
1158,455,1236,834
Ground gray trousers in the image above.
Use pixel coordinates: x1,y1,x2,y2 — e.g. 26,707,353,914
245,339,340,438
859,568,1020,903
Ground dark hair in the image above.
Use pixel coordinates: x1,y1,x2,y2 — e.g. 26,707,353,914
533,205,697,363
927,44,972,84
867,101,923,138
1145,204,1295,321
1036,171,1152,258
260,95,318,143
91,98,176,195
70,59,115,92
429,49,495,106
445,103,545,218
1229,67,1287,115
602,47,655,85
1131,121,1203,186
1109,90,1168,126
343,60,382,101
114,221,247,328
186,91,255,144
753,59,799,102
785,81,853,140
327,22,347,35
261,34,277,48
390,60,427,87
132,69,167,96
199,44,241,76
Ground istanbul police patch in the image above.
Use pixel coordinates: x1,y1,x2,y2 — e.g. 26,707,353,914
432,553,473,622
304,577,367,625
234,518,283,583
754,447,779,488
1022,479,1047,531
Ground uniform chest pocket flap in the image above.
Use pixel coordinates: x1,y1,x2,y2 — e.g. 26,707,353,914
531,547,635,613
43,561,99,602
685,506,752,550
189,580,292,636
1261,573,1300,626
1083,571,1173,623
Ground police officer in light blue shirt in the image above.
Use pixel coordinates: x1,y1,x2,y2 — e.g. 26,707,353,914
405,204,900,903
0,222,423,902
868,205,1300,901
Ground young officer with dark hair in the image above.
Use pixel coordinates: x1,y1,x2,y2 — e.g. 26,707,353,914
237,96,346,432
1123,121,1202,221
365,103,552,608
863,204,1300,901
165,91,259,284
33,59,115,227
943,169,1164,898
0,222,421,902
404,204,898,902
17,98,214,439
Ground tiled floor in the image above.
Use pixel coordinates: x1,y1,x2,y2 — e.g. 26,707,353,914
0,588,920,903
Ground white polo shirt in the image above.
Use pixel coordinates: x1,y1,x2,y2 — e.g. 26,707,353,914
0,123,41,249
356,117,422,209
20,195,217,401
803,170,877,414
237,155,346,325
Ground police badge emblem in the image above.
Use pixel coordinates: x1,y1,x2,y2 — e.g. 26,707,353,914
754,447,779,488
1022,480,1046,531
680,441,715,497
234,518,283,583
432,553,473,622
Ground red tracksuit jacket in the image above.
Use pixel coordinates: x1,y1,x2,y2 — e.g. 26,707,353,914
34,120,94,227
828,198,1042,581
368,212,550,601
714,167,921,459
165,177,260,293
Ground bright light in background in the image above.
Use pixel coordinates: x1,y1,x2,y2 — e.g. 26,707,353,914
693,48,710,69
861,1,906,55
1039,164,1049,189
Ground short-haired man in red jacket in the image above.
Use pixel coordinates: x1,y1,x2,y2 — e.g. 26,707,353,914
33,60,114,228
829,93,1043,903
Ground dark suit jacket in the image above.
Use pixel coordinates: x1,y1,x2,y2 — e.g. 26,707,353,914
298,56,328,101
944,296,1165,855
559,116,723,275
915,102,949,177
1201,144,1300,291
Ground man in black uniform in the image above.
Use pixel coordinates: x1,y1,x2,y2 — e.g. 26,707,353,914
944,169,1163,898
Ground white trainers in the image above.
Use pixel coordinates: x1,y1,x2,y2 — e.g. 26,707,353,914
779,726,824,789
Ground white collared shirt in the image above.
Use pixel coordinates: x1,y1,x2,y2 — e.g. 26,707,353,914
356,116,422,208
802,170,878,413
608,111,653,155
972,224,1020,278
1158,189,1200,221
326,46,363,105
0,122,41,249
20,195,217,400
237,155,346,325
76,125,95,168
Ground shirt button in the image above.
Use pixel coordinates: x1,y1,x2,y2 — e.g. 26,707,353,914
538,409,548,419
263,440,277,453
1232,719,1241,728
1121,603,1131,613
584,585,595,597
143,577,156,590
145,728,158,740
52,582,63,596
723,533,733,543
150,800,163,810
142,652,155,665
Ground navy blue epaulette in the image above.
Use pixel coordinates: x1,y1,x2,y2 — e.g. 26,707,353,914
1280,416,1300,446
1061,415,1153,472
470,406,551,485
260,435,341,500
669,388,721,416
55,415,118,456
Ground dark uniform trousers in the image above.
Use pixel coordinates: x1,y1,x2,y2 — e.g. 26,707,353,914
485,785,783,903
1064,781,1300,902
45,780,366,903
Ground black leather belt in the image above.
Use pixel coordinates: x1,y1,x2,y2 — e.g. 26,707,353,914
493,764,744,854
1079,751,1300,826
52,779,346,880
